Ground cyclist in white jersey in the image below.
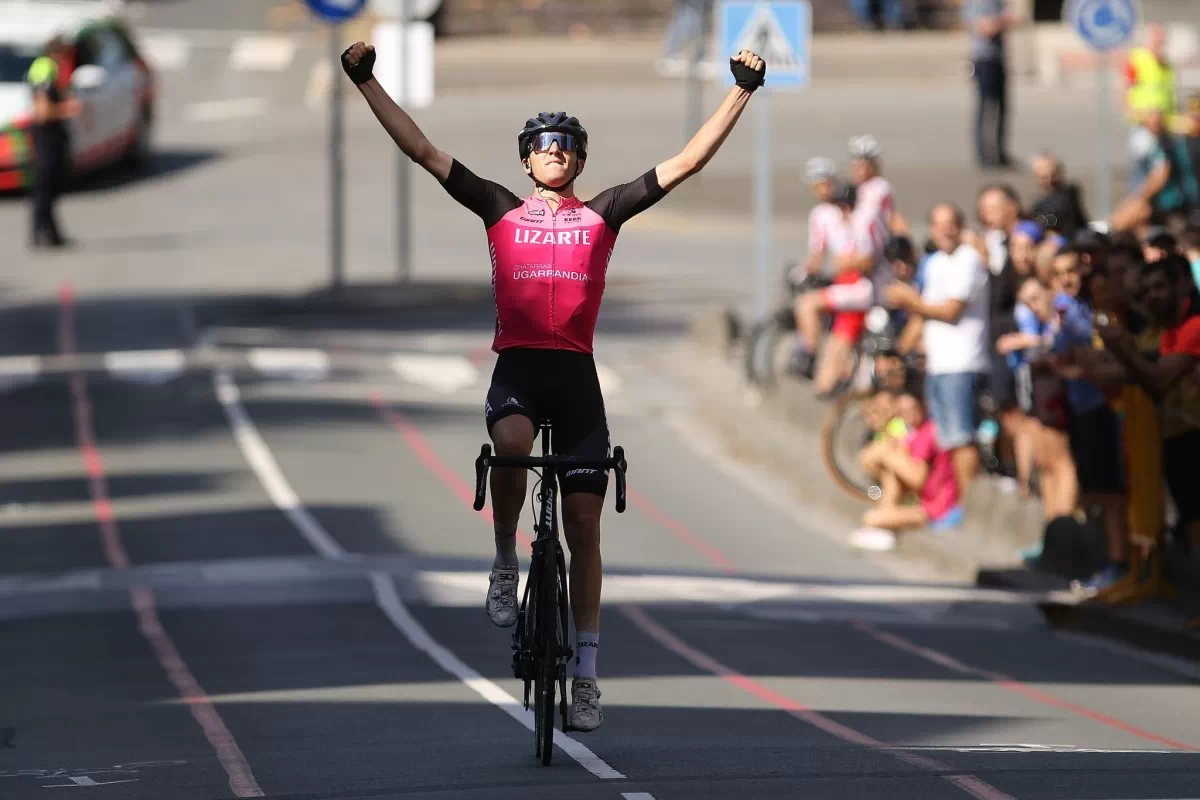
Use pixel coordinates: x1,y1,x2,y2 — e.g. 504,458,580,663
848,134,908,242
792,183,878,394
796,157,842,280
848,135,902,313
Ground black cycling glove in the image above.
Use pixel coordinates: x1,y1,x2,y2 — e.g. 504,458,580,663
730,58,766,92
341,45,376,85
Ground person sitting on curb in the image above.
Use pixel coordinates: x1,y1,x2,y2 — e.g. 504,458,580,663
850,387,965,552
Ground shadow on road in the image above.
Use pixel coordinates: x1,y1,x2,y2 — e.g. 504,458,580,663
0,147,222,205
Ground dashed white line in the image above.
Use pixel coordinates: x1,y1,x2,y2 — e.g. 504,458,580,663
621,793,658,799
389,352,479,394
228,36,297,72
0,355,41,390
104,349,186,384
138,33,191,71
214,365,627,780
182,98,269,123
246,347,330,380
305,60,334,109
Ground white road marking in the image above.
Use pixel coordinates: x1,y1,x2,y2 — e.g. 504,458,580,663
228,36,297,72
0,761,186,779
103,349,186,384
371,574,625,779
596,363,623,395
0,355,41,391
213,370,345,560
390,353,479,394
138,33,191,72
621,794,658,799
305,60,333,109
246,348,330,380
139,28,280,47
415,570,1047,609
43,775,138,787
214,366,626,780
182,98,269,123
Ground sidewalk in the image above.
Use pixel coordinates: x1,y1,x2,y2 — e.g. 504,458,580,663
659,306,1200,661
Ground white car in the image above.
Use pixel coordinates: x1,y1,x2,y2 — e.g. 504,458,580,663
0,0,155,192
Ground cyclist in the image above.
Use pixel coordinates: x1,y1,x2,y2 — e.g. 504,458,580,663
796,156,841,280
341,41,767,732
847,134,909,240
791,182,875,394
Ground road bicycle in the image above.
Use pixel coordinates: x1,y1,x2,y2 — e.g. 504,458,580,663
744,262,836,387
473,423,627,766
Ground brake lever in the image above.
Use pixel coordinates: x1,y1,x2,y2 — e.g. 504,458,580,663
473,444,491,511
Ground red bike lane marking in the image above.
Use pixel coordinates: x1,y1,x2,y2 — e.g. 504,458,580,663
58,283,265,798
853,620,1200,752
624,488,738,574
370,394,532,550
621,605,1015,800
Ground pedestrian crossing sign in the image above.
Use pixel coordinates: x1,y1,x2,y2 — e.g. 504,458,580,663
719,1,811,90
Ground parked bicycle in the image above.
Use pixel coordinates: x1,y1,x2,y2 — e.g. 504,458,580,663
743,261,835,387
472,423,627,766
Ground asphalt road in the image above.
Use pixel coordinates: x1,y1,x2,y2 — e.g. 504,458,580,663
2,290,1200,800
4,4,1200,797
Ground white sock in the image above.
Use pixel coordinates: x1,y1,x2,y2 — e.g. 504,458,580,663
574,631,599,679
493,523,518,569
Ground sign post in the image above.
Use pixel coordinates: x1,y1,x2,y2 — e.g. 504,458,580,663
306,0,369,292
719,1,811,324
1065,0,1140,221
372,0,436,283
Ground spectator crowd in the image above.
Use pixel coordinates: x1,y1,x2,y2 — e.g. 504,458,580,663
789,123,1200,599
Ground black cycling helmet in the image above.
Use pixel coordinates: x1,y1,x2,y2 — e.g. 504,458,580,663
518,112,589,161
831,182,857,209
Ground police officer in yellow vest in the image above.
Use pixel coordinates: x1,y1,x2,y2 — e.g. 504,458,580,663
1125,23,1177,127
26,36,81,249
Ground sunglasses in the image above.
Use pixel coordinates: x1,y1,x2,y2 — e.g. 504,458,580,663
530,132,577,154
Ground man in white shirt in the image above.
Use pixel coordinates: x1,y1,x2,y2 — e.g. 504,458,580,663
885,204,990,493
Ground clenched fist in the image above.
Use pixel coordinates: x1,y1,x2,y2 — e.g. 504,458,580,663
341,41,376,85
730,49,766,92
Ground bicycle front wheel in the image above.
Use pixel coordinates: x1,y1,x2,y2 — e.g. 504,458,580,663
534,544,558,765
745,310,797,387
821,391,881,503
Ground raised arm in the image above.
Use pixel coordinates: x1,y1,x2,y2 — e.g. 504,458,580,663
341,42,452,182
655,50,766,192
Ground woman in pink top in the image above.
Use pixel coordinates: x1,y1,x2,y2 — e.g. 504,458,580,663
851,390,964,552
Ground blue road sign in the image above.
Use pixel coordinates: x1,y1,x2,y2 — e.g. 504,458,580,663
719,1,811,90
1065,0,1140,52
306,0,368,23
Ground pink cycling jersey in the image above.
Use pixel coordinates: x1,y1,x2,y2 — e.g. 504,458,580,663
442,160,667,354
